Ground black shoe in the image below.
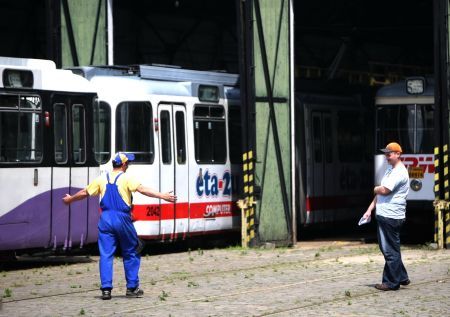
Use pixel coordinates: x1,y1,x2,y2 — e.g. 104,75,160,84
400,279,411,286
126,287,144,298
375,283,399,291
101,289,112,300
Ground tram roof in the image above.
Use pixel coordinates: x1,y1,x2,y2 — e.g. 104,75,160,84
70,65,240,99
376,78,434,98
0,57,96,93
375,77,434,105
90,75,192,98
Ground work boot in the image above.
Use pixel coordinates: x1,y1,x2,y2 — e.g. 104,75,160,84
101,288,112,300
126,287,144,298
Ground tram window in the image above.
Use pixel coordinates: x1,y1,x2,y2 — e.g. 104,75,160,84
0,94,43,163
312,115,322,163
193,105,226,164
0,101,43,163
20,96,41,110
116,102,154,163
376,105,414,153
416,105,434,153
0,94,18,108
337,111,363,162
210,106,224,118
214,121,226,161
228,108,242,164
160,110,172,164
323,116,332,163
94,101,111,164
194,107,209,117
72,105,86,164
54,104,68,164
175,111,186,164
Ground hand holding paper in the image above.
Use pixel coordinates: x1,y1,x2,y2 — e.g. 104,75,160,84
358,215,371,226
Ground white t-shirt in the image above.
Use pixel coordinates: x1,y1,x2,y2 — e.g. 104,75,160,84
376,163,410,219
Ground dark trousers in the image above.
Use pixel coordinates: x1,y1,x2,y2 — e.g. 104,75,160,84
376,215,409,289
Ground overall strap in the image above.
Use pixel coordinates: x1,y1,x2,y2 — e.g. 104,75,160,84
113,172,123,185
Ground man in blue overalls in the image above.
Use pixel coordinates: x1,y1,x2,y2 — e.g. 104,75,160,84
63,152,176,300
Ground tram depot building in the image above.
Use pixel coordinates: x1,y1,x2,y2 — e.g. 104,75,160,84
0,0,447,247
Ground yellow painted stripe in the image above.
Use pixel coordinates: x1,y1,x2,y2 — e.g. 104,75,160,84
246,210,250,218
445,180,449,188
249,219,254,226
249,151,253,160
244,174,248,183
249,196,254,205
435,147,440,155
249,208,254,216
444,144,448,152
435,173,440,181
243,163,248,171
445,192,450,200
243,152,247,161
445,167,449,176
249,174,253,182
249,186,254,193
445,155,449,164
435,185,440,192
250,230,255,238
249,162,253,170
435,159,439,167
244,186,248,193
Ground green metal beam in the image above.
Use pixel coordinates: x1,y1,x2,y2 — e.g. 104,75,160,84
61,0,107,67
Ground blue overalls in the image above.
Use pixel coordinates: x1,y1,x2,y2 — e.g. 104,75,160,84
98,172,140,290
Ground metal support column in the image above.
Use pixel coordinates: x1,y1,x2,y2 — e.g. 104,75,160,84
433,0,450,248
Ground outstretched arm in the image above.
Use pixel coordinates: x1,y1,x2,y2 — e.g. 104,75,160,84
63,189,89,205
136,185,177,203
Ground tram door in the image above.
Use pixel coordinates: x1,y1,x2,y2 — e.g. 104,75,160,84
51,97,89,249
158,104,188,239
69,102,89,248
310,111,333,222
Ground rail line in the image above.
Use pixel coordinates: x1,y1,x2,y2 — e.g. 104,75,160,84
1,246,389,304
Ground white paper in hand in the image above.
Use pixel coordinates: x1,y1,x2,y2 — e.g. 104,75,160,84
358,216,371,226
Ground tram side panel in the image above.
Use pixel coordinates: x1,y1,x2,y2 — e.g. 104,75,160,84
0,91,53,251
297,94,373,226
0,87,99,252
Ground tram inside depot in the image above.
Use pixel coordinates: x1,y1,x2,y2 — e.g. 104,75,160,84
0,0,434,242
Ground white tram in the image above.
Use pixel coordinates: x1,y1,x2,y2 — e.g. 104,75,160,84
0,57,99,252
72,65,242,241
375,77,435,220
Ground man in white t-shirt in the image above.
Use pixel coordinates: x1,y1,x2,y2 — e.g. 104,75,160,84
363,142,410,291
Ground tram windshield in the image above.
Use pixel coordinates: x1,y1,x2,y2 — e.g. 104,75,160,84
376,104,434,154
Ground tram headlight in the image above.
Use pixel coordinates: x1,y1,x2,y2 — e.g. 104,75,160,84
406,77,425,94
410,179,422,191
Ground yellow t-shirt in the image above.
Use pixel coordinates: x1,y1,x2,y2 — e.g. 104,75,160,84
86,171,141,206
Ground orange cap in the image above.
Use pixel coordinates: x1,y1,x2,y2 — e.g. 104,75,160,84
380,142,403,153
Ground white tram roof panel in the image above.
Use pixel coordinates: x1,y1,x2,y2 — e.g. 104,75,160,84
375,77,434,105
89,75,192,98
0,56,95,93
70,65,240,100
